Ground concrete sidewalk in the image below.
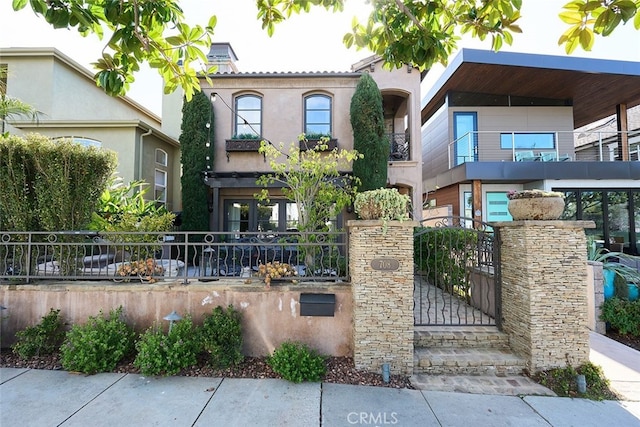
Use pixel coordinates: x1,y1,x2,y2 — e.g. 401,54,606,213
590,331,640,402
2,368,639,427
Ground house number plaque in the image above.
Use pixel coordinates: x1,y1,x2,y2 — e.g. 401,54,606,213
370,258,400,271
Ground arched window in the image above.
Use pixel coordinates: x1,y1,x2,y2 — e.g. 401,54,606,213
304,94,331,136
235,94,262,137
155,148,168,166
54,136,102,148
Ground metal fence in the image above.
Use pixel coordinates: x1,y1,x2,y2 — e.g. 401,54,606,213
0,231,348,285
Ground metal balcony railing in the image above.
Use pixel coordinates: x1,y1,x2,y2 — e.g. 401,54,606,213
446,130,640,168
388,133,410,161
0,231,348,285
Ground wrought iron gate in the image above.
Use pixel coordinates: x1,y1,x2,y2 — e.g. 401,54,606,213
414,216,501,327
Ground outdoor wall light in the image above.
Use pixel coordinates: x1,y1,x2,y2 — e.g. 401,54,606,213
163,310,182,333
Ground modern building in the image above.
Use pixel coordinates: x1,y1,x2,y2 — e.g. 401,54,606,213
420,49,640,254
162,43,423,233
0,47,181,211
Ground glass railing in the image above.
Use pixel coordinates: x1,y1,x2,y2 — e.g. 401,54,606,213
446,130,639,168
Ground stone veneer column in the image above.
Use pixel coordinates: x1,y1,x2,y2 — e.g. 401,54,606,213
348,220,417,376
494,220,594,373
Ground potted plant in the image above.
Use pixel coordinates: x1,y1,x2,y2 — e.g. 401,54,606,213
588,237,640,300
354,188,411,221
507,189,565,220
226,133,262,151
115,258,165,283
258,261,298,288
298,133,337,151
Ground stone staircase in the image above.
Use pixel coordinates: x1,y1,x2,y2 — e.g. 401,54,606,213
413,326,527,376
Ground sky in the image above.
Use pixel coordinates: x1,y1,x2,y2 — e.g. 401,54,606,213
1,0,639,116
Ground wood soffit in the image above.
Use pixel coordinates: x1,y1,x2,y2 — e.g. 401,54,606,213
421,62,640,128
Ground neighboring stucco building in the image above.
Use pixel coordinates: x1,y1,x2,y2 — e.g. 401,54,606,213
0,47,181,212
161,43,423,233
421,49,640,254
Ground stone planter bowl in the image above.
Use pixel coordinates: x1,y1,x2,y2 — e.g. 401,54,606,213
508,197,565,220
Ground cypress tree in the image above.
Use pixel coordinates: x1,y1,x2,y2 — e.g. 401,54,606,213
350,73,388,191
179,90,213,232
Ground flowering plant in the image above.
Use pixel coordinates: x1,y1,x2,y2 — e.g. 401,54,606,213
507,189,565,200
116,258,164,283
258,261,298,287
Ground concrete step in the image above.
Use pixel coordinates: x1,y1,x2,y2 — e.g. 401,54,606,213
413,347,526,376
414,326,510,350
410,373,556,396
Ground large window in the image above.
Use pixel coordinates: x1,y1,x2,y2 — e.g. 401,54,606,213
235,95,261,137
224,199,337,233
304,94,331,135
500,133,555,149
558,188,639,255
225,200,295,233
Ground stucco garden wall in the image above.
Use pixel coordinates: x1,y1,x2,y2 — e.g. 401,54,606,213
0,281,352,357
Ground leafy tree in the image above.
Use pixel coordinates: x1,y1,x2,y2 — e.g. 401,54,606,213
12,1,638,97
179,90,213,232
256,137,360,234
11,0,218,100
350,73,387,191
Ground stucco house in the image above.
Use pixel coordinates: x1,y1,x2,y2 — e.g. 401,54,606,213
162,43,423,233
0,47,181,212
420,49,640,255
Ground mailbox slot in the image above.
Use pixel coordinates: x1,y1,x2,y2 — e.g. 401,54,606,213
299,293,335,317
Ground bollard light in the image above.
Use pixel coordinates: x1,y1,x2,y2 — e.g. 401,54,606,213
576,374,587,394
382,363,390,383
163,310,182,333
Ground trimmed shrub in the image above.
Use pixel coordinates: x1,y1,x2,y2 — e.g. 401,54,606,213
12,308,65,359
201,305,244,368
134,315,200,376
60,307,135,374
179,90,213,233
0,133,116,231
600,298,640,336
350,73,388,191
268,341,326,383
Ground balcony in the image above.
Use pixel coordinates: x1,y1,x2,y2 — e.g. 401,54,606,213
447,130,640,169
388,133,410,161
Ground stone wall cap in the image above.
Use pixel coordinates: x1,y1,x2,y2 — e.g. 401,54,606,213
347,220,419,227
492,220,595,228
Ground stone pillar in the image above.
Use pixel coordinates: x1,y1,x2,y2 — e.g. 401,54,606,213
494,220,594,373
348,220,417,375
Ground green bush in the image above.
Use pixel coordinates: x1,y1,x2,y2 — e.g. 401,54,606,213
60,307,135,374
134,315,200,376
201,305,243,369
268,341,326,383
601,298,640,336
0,133,116,231
12,308,65,359
534,362,614,400
414,227,479,298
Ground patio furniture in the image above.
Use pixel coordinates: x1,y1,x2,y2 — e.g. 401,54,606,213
515,151,537,161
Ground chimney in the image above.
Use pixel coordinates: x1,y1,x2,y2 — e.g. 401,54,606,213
207,43,239,73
